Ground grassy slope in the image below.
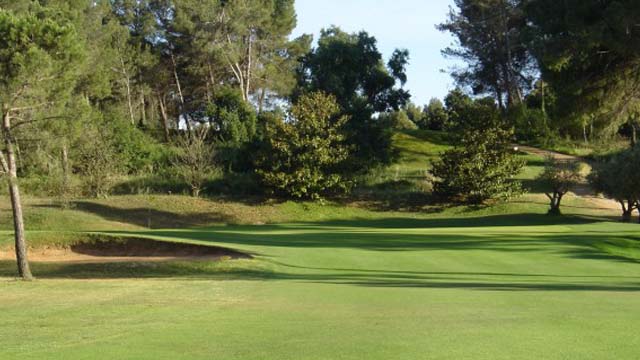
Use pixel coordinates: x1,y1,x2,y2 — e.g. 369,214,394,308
1,130,639,359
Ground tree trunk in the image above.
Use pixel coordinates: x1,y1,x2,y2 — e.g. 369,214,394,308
541,80,546,115
258,87,266,113
158,95,170,142
171,53,192,133
119,55,135,125
139,92,146,127
547,192,563,215
61,142,70,195
1,110,33,280
620,200,633,222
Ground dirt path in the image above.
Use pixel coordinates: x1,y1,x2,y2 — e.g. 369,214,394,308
517,145,621,211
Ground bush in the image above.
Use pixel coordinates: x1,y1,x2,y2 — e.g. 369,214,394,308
75,131,124,198
431,110,525,204
254,92,352,200
171,128,217,197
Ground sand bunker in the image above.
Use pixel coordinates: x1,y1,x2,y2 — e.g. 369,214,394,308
0,236,250,263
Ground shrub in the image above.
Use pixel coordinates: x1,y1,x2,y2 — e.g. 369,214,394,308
171,128,217,197
75,131,124,198
254,92,352,200
431,112,525,204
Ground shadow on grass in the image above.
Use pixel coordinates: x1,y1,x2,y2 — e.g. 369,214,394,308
35,201,236,229
4,213,638,290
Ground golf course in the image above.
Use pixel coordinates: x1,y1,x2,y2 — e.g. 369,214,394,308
2,130,639,359
2,1,640,358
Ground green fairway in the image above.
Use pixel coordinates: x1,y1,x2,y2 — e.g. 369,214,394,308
2,212,640,359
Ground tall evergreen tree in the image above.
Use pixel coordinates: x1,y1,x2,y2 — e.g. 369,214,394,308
439,0,535,110
0,9,82,279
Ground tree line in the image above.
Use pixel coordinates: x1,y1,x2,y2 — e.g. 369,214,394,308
1,1,639,280
0,0,410,279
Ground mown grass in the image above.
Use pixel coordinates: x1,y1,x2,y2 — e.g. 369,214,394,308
1,215,640,359
1,130,639,359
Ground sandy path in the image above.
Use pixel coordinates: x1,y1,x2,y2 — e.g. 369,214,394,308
517,145,621,211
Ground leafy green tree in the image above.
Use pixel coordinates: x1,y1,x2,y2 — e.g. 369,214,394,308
404,102,427,129
444,88,474,131
296,27,410,171
424,98,449,131
431,103,524,203
206,87,257,170
0,9,81,279
589,148,640,222
379,111,418,130
255,92,351,200
537,156,583,215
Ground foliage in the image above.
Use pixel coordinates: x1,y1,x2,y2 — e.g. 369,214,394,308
588,147,640,221
424,98,449,131
431,108,525,203
525,0,640,135
537,156,582,215
255,92,351,200
439,0,535,109
443,88,474,131
296,27,410,171
379,111,418,130
171,128,217,197
75,129,124,198
404,102,427,129
507,104,551,142
206,87,257,171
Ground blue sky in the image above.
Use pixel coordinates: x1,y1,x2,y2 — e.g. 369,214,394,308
292,0,457,106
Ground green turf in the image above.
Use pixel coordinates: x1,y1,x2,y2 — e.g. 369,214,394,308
1,131,639,359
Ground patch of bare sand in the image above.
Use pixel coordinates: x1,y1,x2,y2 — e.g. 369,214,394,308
0,237,250,264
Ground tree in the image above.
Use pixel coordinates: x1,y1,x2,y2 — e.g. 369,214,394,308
379,110,418,130
404,102,427,129
444,88,474,131
589,148,640,222
0,9,81,279
431,102,524,203
296,27,410,171
255,92,351,200
537,156,582,215
206,87,257,170
439,0,535,110
525,0,640,136
172,127,216,197
424,98,449,131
